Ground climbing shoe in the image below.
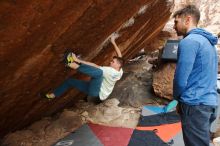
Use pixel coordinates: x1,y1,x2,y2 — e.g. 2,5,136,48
67,53,74,65
45,93,55,99
64,52,74,66
64,52,81,67
40,92,55,99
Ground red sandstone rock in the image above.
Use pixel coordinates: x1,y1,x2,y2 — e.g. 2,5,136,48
152,63,176,100
0,0,173,137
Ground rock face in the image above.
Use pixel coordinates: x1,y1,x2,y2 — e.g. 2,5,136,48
0,0,173,137
152,63,176,100
85,98,140,128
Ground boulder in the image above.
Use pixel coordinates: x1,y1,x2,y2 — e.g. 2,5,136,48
0,0,173,137
152,63,176,100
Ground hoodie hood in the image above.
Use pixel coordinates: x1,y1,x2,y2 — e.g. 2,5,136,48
187,28,218,45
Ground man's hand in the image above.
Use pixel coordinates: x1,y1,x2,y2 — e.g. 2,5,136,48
71,53,80,63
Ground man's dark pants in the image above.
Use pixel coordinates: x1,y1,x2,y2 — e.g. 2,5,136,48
53,64,103,101
179,102,217,146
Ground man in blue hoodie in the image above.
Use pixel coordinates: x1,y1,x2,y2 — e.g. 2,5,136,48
173,5,218,146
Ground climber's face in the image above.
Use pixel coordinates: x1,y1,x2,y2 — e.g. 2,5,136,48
110,58,121,70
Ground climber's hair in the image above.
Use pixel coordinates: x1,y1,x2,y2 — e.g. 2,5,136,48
113,56,124,68
173,5,200,25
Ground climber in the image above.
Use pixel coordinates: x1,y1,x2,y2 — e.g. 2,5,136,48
43,35,124,103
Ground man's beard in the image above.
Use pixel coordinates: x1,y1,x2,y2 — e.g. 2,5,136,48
176,30,185,37
176,31,185,36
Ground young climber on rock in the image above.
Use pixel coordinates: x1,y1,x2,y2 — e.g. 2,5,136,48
44,35,124,103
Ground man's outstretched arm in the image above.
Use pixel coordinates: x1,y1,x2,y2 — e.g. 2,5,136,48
69,53,100,69
78,59,100,68
110,37,122,57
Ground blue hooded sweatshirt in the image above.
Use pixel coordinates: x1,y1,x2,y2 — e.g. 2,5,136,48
173,28,218,106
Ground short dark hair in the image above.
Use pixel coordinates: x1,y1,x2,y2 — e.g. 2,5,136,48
113,56,124,68
173,5,200,25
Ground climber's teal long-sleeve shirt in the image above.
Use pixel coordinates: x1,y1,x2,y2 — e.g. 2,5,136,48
173,28,218,106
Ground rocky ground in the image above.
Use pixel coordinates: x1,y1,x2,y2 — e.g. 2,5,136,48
1,98,141,146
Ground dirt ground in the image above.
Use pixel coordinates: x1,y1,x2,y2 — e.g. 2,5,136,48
1,98,142,146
